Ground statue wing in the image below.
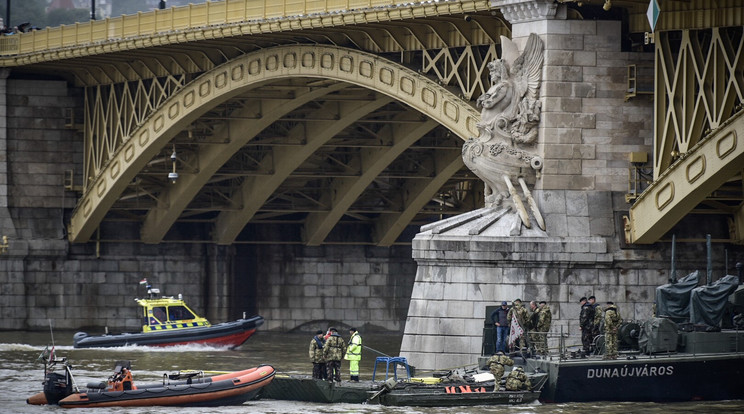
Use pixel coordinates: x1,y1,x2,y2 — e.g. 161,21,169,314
500,35,520,67
512,33,544,101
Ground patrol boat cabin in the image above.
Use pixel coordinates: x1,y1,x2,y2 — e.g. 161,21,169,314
137,289,211,333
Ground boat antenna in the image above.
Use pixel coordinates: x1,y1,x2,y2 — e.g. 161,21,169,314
706,234,712,285
49,319,55,349
669,234,677,284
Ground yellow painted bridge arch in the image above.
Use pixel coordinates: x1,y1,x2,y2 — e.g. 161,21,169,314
68,44,481,246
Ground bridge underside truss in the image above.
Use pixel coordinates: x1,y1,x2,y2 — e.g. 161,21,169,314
69,44,484,246
627,26,744,244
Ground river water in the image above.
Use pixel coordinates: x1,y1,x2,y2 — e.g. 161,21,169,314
2,330,743,414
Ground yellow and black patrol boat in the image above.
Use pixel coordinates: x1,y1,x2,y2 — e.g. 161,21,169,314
73,280,263,348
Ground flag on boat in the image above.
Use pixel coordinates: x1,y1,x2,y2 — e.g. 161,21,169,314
508,313,524,345
36,345,55,363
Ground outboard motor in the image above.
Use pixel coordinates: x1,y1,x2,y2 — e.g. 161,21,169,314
43,370,73,404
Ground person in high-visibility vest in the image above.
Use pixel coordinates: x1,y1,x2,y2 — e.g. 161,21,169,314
344,327,362,382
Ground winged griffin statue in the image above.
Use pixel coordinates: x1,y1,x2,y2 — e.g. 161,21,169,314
462,33,545,230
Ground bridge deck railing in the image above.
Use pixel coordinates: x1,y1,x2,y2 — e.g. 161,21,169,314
0,0,401,56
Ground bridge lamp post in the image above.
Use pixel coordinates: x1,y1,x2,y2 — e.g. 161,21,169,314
169,145,179,184
90,0,96,20
0,235,8,254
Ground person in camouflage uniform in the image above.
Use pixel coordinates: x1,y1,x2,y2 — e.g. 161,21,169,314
579,297,595,354
603,302,622,360
589,296,603,340
527,301,540,352
534,301,552,355
504,366,531,391
507,299,529,349
486,351,513,385
309,330,327,380
322,327,347,383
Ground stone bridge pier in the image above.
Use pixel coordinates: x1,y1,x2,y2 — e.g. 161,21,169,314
399,0,724,371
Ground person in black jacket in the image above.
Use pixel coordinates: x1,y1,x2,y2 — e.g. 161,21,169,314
490,301,510,353
579,297,595,354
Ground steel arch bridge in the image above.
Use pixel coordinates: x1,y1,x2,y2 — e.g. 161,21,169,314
71,44,481,246
0,0,742,246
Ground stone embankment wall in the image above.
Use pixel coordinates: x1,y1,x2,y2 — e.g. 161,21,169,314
254,244,415,332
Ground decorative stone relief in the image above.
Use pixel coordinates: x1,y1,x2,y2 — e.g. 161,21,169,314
491,0,560,24
462,33,545,230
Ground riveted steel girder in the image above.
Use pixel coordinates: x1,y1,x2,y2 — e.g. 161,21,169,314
213,94,395,244
653,27,744,180
622,25,744,245
140,82,350,243
374,148,465,246
627,112,744,244
0,0,496,69
304,115,439,246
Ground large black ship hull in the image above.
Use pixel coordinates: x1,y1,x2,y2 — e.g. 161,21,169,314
529,353,744,403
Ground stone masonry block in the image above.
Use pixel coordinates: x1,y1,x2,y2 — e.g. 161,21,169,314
541,127,583,144
547,143,596,160
527,267,562,285
342,262,370,274
544,34,585,50
561,268,599,285
545,50,575,66
544,66,583,82
542,81,573,97
468,283,492,301
545,212,568,237
541,174,595,191
567,216,590,237
542,112,596,129
625,285,654,303
543,97,582,113
470,266,503,284
585,33,622,53
365,297,386,309
441,283,468,300
573,83,596,98
446,300,475,318
523,284,557,302
537,190,566,214
542,159,582,175
442,335,472,353
495,284,525,303
590,215,616,237
568,20,598,35
572,51,597,66
566,191,589,216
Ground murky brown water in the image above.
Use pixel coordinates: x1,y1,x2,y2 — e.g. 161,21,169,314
2,330,743,413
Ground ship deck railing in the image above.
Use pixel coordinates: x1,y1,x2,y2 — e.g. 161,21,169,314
533,325,744,362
